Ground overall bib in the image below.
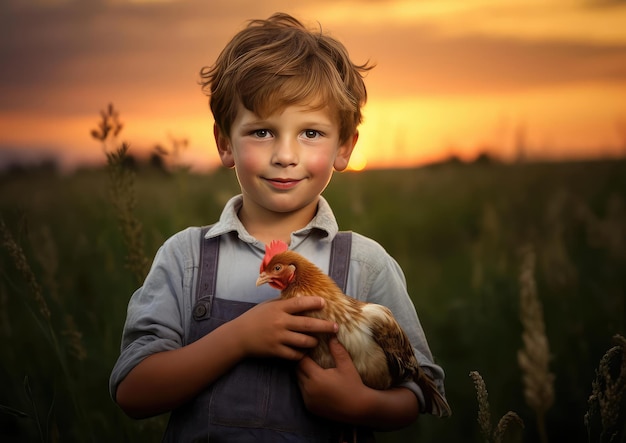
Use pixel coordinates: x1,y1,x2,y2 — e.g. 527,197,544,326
163,229,372,442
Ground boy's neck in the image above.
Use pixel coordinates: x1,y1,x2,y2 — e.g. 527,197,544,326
237,197,319,245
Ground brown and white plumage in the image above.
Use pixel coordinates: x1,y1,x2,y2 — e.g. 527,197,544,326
256,240,451,417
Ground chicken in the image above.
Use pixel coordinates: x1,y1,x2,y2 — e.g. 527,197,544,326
256,240,451,418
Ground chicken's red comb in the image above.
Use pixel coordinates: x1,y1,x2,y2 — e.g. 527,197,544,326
260,240,289,271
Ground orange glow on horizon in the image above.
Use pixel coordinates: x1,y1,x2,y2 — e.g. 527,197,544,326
354,81,626,168
2,78,625,173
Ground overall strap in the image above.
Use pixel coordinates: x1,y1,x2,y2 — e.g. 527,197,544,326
192,225,218,321
329,232,370,443
328,231,352,293
192,229,353,320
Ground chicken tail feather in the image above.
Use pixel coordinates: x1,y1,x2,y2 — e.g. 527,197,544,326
415,373,452,418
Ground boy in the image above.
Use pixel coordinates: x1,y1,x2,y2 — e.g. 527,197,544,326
110,12,448,442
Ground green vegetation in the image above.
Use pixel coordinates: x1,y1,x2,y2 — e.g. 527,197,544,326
1,157,625,442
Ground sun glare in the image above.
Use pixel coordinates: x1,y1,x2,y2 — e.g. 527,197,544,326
348,151,368,171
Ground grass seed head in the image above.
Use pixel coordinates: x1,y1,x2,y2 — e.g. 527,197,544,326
493,411,525,443
470,370,493,440
586,334,626,439
517,245,555,415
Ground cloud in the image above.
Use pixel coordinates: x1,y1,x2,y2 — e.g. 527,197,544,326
0,1,238,112
353,26,626,96
1,0,625,116
309,0,626,45
584,0,626,9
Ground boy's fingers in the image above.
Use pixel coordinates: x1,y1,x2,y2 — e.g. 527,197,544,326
297,355,317,377
297,356,326,387
283,295,325,313
328,338,351,366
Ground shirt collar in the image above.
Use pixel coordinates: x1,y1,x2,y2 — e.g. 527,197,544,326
206,194,339,245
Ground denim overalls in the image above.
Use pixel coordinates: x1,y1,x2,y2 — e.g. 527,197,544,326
163,229,373,442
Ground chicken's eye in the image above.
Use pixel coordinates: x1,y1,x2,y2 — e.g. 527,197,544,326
274,265,282,271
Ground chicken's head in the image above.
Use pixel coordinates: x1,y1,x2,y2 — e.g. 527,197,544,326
256,240,296,290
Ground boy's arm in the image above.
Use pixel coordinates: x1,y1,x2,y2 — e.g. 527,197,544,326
297,338,419,429
116,296,338,419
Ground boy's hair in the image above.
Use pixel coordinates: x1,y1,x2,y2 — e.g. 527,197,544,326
200,12,374,144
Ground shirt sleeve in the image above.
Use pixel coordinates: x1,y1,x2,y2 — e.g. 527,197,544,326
348,233,448,414
109,228,198,400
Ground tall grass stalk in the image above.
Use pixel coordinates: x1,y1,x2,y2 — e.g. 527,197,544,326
470,370,493,441
106,144,150,283
470,370,525,443
91,104,150,283
0,219,91,441
517,244,555,443
90,103,124,154
1,219,50,320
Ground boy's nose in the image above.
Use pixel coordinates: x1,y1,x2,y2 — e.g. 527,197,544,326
271,138,299,166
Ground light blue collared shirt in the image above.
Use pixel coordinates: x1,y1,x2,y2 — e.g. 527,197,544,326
109,195,446,413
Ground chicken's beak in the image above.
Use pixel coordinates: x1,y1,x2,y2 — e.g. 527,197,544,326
256,272,270,287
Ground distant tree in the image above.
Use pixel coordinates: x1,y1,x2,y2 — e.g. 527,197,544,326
150,145,169,173
3,158,59,177
474,152,495,165
515,123,527,164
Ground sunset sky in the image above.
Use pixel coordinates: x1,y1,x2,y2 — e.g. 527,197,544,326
1,0,625,171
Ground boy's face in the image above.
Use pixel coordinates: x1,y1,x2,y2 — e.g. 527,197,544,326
215,102,357,221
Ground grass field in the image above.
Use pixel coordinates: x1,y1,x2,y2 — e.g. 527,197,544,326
1,158,625,442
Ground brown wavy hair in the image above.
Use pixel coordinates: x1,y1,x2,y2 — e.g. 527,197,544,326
200,12,374,144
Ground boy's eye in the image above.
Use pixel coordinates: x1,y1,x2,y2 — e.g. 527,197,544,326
303,130,321,139
253,129,271,138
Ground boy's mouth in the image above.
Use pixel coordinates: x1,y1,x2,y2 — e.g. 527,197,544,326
265,177,302,190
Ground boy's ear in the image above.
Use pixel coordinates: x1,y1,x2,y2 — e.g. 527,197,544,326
214,123,235,168
333,131,359,172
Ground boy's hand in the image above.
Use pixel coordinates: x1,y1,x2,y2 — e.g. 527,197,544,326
232,296,338,360
296,338,367,421
297,338,421,429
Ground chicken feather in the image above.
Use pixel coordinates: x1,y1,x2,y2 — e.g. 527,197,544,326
256,240,451,418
